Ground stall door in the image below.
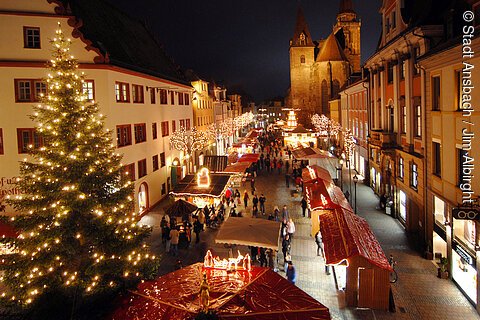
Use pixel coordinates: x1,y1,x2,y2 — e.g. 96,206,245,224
357,268,374,308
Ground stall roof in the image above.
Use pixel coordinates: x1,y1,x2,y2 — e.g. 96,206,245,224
215,217,280,250
302,165,333,183
237,153,260,163
223,162,251,173
320,208,392,271
109,263,331,320
171,174,232,198
292,147,333,159
305,179,337,211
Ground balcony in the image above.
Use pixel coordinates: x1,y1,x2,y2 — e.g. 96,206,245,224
369,130,397,149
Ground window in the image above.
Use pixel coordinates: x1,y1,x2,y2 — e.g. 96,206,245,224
138,159,147,178
300,55,305,64
23,27,40,48
179,119,185,129
115,82,129,102
15,79,46,102
413,47,421,75
132,84,144,103
170,91,175,105
122,163,135,181
134,123,146,143
414,104,421,137
161,121,169,137
387,62,394,84
458,148,468,186
433,142,441,177
160,152,166,167
178,92,184,105
398,157,404,180
17,128,43,153
411,162,418,189
400,99,407,134
299,32,306,45
455,70,467,110
172,120,176,133
0,128,4,155
150,88,156,104
184,93,190,105
391,11,396,29
186,119,191,130
116,124,132,147
82,80,95,101
385,17,390,32
432,76,441,111
160,89,168,104
152,155,159,171
152,123,157,140
400,60,405,80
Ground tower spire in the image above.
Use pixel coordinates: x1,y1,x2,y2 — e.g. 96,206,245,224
339,0,355,14
291,5,314,47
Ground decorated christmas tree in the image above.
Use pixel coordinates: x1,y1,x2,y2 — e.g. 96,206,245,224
0,25,158,316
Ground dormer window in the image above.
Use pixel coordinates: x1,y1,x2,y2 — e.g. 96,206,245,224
299,33,306,45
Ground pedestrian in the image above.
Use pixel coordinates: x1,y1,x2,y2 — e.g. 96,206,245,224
315,230,323,257
273,206,280,222
285,160,290,173
250,246,258,262
243,190,249,208
266,249,275,269
259,247,267,267
165,224,171,253
282,205,289,221
282,234,291,262
193,218,202,244
267,212,275,220
287,218,296,240
277,160,282,174
301,197,308,217
252,194,259,210
259,194,266,214
286,261,297,285
169,226,180,256
250,178,256,195
160,216,168,244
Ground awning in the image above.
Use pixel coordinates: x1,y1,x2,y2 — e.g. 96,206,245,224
237,153,260,163
320,208,392,271
302,165,334,183
223,162,251,173
215,217,280,250
304,179,337,211
109,263,331,320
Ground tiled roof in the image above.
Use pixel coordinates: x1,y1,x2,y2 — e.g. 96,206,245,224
63,0,189,85
291,5,314,47
316,33,348,62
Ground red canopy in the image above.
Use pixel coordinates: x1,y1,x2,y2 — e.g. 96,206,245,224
320,209,391,271
223,162,251,173
110,263,331,320
302,166,333,184
237,153,260,163
305,179,336,211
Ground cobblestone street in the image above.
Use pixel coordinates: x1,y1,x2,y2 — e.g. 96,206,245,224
140,160,480,320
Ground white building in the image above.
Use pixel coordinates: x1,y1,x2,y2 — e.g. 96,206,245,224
0,0,193,215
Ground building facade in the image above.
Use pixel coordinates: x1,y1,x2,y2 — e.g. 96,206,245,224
287,0,360,124
420,15,480,308
191,78,214,132
0,0,193,215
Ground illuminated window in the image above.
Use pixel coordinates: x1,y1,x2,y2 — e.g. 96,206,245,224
23,26,40,48
83,80,95,101
170,91,175,105
398,157,404,180
179,119,185,129
184,93,190,105
179,92,184,105
186,119,191,130
410,162,418,190
300,55,305,64
132,84,144,103
414,104,421,137
115,82,129,102
17,128,43,153
172,120,176,133
152,123,157,140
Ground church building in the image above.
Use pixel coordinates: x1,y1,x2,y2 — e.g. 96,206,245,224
286,0,361,124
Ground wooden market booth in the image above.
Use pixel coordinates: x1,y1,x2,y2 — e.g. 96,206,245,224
303,166,392,310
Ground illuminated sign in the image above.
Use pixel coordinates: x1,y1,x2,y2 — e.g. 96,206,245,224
452,207,480,220
196,168,210,188
204,250,252,271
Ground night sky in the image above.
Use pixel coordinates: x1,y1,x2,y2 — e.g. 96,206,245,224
108,0,381,103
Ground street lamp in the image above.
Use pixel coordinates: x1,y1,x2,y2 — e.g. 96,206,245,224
337,159,344,190
353,174,358,214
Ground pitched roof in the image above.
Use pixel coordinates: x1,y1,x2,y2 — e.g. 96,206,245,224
291,5,314,47
316,33,348,62
63,0,189,85
339,0,355,14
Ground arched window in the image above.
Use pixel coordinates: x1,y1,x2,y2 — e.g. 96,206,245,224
299,33,306,45
138,182,149,214
300,55,305,64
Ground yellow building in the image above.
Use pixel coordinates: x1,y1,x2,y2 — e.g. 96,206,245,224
0,0,194,215
191,78,214,132
420,29,480,307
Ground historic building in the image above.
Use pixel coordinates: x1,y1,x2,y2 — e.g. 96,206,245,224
287,0,361,124
0,0,194,215
420,1,480,306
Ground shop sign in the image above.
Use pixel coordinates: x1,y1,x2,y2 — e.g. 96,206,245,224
455,245,474,266
453,207,480,220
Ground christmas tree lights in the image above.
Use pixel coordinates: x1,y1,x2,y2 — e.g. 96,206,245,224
170,126,208,170
0,24,158,311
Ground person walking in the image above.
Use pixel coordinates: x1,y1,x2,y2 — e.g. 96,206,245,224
193,218,202,244
315,230,323,257
273,206,280,222
285,174,290,188
285,160,290,173
282,234,291,262
169,226,180,256
259,194,266,215
286,261,297,285
259,248,267,267
301,197,308,217
243,190,250,208
250,177,256,195
286,218,296,241
282,205,289,221
252,194,259,211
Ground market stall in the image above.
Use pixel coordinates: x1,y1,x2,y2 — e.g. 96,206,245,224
293,148,336,176
109,262,331,320
283,125,319,148
215,217,280,250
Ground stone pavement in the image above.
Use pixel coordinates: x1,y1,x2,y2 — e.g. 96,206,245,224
139,159,480,320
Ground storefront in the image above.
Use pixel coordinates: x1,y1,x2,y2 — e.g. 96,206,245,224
432,196,448,260
399,190,407,222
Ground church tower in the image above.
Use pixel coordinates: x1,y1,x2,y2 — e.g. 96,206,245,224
333,0,361,73
289,5,315,112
